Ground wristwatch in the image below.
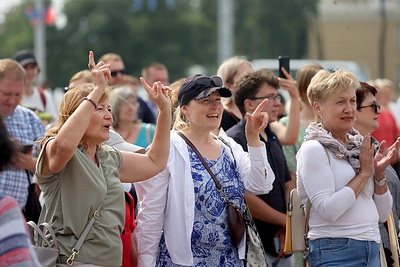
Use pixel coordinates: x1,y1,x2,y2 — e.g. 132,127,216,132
374,176,388,186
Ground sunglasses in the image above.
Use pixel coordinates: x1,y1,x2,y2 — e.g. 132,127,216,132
110,69,125,77
358,101,381,113
193,76,223,88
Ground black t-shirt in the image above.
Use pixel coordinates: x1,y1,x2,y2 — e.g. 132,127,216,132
220,109,240,132
137,96,156,124
227,119,291,256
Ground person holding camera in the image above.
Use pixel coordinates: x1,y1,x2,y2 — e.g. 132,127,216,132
134,74,275,266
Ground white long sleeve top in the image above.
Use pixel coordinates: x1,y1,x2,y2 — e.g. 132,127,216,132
134,130,275,267
296,140,392,243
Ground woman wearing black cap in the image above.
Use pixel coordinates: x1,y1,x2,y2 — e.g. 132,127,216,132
135,74,275,266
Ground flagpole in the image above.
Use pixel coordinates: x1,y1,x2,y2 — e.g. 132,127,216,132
34,0,46,86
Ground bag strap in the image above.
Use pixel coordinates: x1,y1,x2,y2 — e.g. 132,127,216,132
178,132,222,189
304,145,331,245
66,196,102,265
178,132,235,205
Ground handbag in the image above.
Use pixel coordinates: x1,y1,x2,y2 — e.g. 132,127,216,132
243,204,268,267
216,135,268,266
283,188,311,255
27,202,102,266
23,170,42,223
27,221,60,266
284,145,330,255
178,132,245,247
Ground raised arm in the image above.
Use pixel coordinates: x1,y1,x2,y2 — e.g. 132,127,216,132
42,51,110,174
270,67,300,145
119,78,172,182
244,99,269,147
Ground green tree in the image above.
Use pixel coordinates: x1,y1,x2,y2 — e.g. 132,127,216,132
0,0,318,87
235,0,318,60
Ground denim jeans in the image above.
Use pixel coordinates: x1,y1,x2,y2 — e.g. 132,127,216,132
307,238,380,267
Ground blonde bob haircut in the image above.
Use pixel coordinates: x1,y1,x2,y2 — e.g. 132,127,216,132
307,69,360,106
40,83,109,149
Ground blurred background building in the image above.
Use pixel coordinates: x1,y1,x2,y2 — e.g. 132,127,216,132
308,0,400,86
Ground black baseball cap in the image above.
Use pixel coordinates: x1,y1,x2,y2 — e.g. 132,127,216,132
14,50,38,67
178,74,231,106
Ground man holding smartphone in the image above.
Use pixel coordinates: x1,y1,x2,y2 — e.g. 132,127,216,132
0,58,46,217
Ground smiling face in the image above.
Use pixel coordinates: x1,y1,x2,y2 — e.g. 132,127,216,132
314,87,357,138
182,91,223,132
354,93,380,135
84,100,113,145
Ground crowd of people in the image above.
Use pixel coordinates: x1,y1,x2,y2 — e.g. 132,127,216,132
0,48,400,267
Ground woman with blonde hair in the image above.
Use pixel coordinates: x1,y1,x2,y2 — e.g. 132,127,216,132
297,69,396,266
35,51,171,266
135,74,276,266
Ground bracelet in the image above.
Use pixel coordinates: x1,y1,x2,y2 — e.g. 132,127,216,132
374,176,388,186
83,97,97,109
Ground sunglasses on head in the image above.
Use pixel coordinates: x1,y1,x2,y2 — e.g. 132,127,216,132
358,101,381,113
110,69,125,77
193,76,223,88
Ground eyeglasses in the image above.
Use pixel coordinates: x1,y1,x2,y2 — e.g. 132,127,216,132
193,76,223,88
358,101,381,113
110,69,125,77
249,94,282,102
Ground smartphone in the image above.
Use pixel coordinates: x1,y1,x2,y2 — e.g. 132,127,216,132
278,56,290,78
21,144,33,153
274,236,280,254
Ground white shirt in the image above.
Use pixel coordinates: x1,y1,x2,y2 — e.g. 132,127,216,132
296,140,392,243
21,87,58,119
134,130,275,266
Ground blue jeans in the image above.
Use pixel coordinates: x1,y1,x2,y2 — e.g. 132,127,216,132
307,238,380,267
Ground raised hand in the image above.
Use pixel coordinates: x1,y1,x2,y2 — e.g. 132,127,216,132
278,67,299,98
245,99,269,142
140,77,171,113
88,51,111,90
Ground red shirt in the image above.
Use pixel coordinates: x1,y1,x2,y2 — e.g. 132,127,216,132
372,108,399,147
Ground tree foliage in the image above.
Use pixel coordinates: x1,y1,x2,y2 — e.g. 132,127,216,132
0,0,318,87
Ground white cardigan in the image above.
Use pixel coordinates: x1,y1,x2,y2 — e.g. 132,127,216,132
134,130,275,267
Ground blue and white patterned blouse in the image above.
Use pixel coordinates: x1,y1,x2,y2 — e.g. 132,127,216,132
156,145,245,266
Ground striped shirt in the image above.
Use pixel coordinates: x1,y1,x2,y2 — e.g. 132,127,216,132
0,106,46,207
0,195,40,266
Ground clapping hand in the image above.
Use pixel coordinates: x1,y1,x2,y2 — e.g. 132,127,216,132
374,138,400,177
88,51,111,90
140,78,171,113
359,135,375,177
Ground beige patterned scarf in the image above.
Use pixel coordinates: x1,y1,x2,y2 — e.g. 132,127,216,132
304,122,363,174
